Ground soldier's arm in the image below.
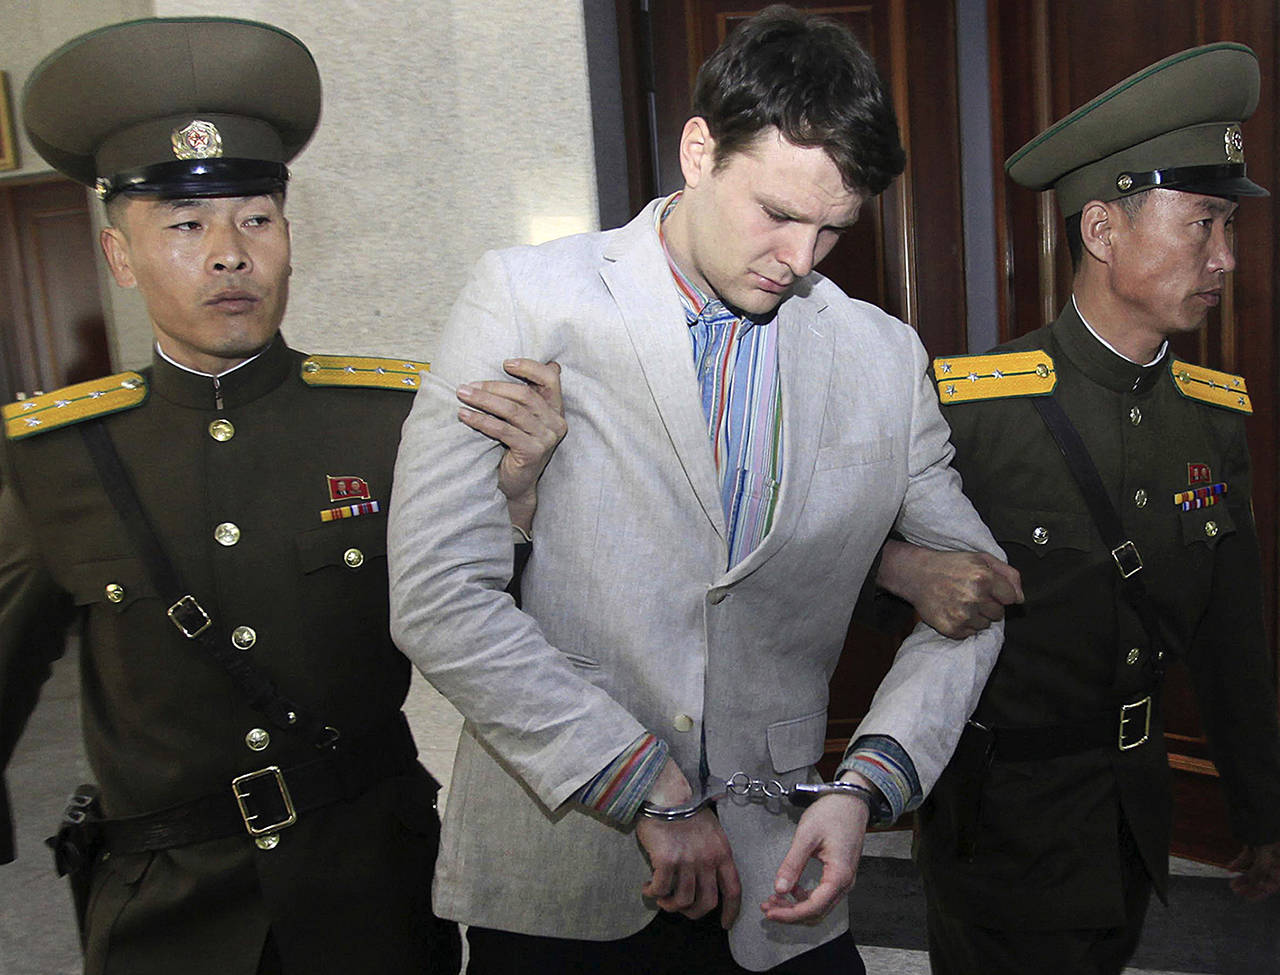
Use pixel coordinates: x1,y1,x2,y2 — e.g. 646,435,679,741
875,540,1023,639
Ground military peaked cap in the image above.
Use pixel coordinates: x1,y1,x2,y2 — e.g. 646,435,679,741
1006,43,1267,215
22,17,320,201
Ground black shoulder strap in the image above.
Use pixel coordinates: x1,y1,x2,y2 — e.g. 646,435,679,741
79,421,335,747
1030,395,1168,681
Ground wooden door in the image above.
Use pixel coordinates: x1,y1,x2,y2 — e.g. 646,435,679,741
0,178,109,404
989,0,1280,864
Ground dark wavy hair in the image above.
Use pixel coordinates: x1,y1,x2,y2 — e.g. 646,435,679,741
692,5,905,197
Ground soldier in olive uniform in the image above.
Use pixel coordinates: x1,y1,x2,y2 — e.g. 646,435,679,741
891,44,1280,974
1,18,565,975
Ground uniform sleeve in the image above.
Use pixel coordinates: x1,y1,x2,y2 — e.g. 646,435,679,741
0,461,76,863
1185,419,1280,845
849,334,1006,795
387,251,650,812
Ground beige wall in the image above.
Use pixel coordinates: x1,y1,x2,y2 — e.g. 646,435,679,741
4,0,601,369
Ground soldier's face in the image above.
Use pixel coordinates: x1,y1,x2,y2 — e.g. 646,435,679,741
1107,189,1238,339
100,194,291,374
664,124,863,317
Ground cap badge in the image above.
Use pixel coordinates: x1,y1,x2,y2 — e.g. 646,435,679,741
1224,124,1244,163
1116,173,1134,192
171,120,224,160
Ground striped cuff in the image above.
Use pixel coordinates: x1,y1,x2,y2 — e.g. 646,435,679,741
576,732,669,824
837,734,921,827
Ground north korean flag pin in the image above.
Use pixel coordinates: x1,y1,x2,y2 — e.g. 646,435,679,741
327,474,372,503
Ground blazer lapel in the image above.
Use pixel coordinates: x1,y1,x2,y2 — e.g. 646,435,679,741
599,204,727,541
723,284,834,583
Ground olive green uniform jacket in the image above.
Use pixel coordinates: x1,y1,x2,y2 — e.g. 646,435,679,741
916,304,1280,930
0,337,458,974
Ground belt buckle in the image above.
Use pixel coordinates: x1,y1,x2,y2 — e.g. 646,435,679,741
167,595,212,639
1111,541,1143,579
230,767,297,836
1118,696,1152,751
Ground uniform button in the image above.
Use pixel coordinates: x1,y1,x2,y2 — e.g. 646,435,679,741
1204,521,1219,538
1127,648,1141,666
343,547,365,569
104,583,125,603
1031,526,1049,545
245,728,270,751
708,589,727,605
208,419,235,442
255,834,280,851
1129,407,1142,426
231,626,257,650
214,522,241,546
1156,650,1166,663
1133,489,1148,508
673,714,695,732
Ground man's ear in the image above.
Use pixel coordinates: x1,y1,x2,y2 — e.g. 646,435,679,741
100,226,137,288
678,116,716,189
1079,200,1114,265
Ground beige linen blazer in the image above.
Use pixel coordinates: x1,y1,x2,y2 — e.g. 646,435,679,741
388,200,1003,971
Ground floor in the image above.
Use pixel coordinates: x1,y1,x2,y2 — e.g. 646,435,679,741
2,647,1276,974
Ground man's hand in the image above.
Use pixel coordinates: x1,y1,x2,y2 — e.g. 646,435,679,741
761,772,872,924
1228,841,1280,901
877,540,1024,639
456,359,566,532
634,759,742,928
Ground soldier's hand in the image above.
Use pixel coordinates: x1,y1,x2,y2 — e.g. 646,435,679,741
456,359,566,533
635,759,742,928
762,771,872,924
877,540,1023,639
1228,841,1280,900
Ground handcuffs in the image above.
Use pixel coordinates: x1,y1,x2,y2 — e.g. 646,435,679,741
638,771,877,821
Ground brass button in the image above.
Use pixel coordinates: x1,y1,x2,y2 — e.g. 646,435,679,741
245,728,270,751
231,626,257,651
343,548,365,569
1117,173,1134,191
214,522,241,546
255,834,280,851
673,714,694,733
708,589,727,605
1129,407,1142,426
1127,648,1141,666
1031,526,1049,545
1204,520,1219,538
302,359,320,374
105,583,125,603
1133,489,1148,508
1035,363,1050,378
208,418,235,442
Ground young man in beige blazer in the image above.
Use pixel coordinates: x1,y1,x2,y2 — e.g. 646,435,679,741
389,7,1011,973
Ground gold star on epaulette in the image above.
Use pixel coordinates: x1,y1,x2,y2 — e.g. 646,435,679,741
931,351,1056,404
1169,360,1251,414
3,373,147,441
300,355,429,391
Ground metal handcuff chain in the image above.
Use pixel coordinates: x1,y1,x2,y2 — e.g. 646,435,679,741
638,771,876,821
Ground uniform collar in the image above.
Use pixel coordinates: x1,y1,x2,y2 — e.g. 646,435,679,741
1051,301,1167,396
148,333,294,409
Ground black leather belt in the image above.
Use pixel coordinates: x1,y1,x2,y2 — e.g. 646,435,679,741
981,694,1156,762
98,712,419,854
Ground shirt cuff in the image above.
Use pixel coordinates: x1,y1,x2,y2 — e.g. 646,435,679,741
576,732,669,824
837,734,921,827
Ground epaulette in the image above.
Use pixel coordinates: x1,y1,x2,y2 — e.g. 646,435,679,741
300,355,429,391
1169,360,1251,414
3,372,147,441
932,350,1057,404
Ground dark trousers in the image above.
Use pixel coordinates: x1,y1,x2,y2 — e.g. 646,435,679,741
926,819,1153,975
467,910,865,975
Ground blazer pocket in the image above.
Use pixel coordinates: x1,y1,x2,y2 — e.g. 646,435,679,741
766,707,828,774
1178,504,1235,549
558,651,600,670
295,515,388,573
985,506,1093,558
815,437,895,472
64,557,157,613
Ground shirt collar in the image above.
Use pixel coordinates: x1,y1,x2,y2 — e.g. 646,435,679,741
655,191,758,331
1071,294,1168,367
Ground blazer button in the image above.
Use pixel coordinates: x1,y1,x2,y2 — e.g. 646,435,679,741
245,728,271,751
208,418,235,442
673,714,695,732
231,625,257,650
214,522,241,546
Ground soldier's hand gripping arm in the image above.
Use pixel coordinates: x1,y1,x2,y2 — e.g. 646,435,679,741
876,539,1023,639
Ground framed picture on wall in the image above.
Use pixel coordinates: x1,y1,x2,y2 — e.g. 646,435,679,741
0,72,19,171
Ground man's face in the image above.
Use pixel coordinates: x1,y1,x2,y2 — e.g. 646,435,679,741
101,195,291,374
667,125,864,317
1107,188,1237,339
